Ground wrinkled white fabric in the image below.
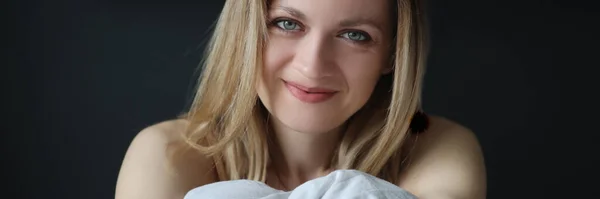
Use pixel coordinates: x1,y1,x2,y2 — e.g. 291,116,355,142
184,169,417,199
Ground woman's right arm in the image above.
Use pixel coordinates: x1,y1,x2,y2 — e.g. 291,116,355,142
115,120,216,199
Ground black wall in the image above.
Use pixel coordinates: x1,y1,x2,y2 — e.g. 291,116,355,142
6,0,598,198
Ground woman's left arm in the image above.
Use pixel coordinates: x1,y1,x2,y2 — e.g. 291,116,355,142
398,116,487,199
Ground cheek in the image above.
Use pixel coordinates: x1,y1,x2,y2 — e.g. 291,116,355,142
338,52,388,103
263,37,296,81
258,37,295,104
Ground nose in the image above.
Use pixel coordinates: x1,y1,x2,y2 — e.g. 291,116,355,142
292,33,335,79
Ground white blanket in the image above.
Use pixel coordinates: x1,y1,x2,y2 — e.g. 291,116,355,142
184,170,417,199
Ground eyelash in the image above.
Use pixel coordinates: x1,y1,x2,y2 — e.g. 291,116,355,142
268,18,374,45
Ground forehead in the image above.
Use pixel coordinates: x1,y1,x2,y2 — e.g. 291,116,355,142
269,0,392,22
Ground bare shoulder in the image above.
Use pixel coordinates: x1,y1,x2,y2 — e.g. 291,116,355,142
115,119,217,199
399,115,487,199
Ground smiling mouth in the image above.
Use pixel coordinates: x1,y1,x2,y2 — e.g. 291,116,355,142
283,80,338,103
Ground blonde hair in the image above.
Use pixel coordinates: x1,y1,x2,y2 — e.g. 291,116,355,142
179,0,428,184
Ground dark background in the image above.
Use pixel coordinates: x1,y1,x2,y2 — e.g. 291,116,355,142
6,0,598,198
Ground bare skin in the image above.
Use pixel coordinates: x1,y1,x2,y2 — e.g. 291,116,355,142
114,120,217,199
115,115,486,199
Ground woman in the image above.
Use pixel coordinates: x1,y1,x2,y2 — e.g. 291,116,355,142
115,0,487,198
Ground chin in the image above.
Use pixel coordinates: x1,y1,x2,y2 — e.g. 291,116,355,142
258,96,349,134
263,92,352,134
273,111,346,134
257,80,364,135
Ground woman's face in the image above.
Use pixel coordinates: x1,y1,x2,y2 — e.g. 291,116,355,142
258,0,394,134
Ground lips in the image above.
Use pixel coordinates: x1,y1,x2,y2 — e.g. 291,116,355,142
284,81,337,93
283,80,338,103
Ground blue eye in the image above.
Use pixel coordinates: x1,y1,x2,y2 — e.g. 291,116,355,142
276,20,300,31
341,31,370,41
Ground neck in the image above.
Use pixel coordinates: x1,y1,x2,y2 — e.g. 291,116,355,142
268,117,344,189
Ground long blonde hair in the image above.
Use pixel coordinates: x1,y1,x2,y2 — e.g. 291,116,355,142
179,0,428,184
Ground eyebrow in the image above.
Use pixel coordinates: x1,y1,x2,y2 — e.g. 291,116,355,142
339,17,385,32
278,6,306,20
